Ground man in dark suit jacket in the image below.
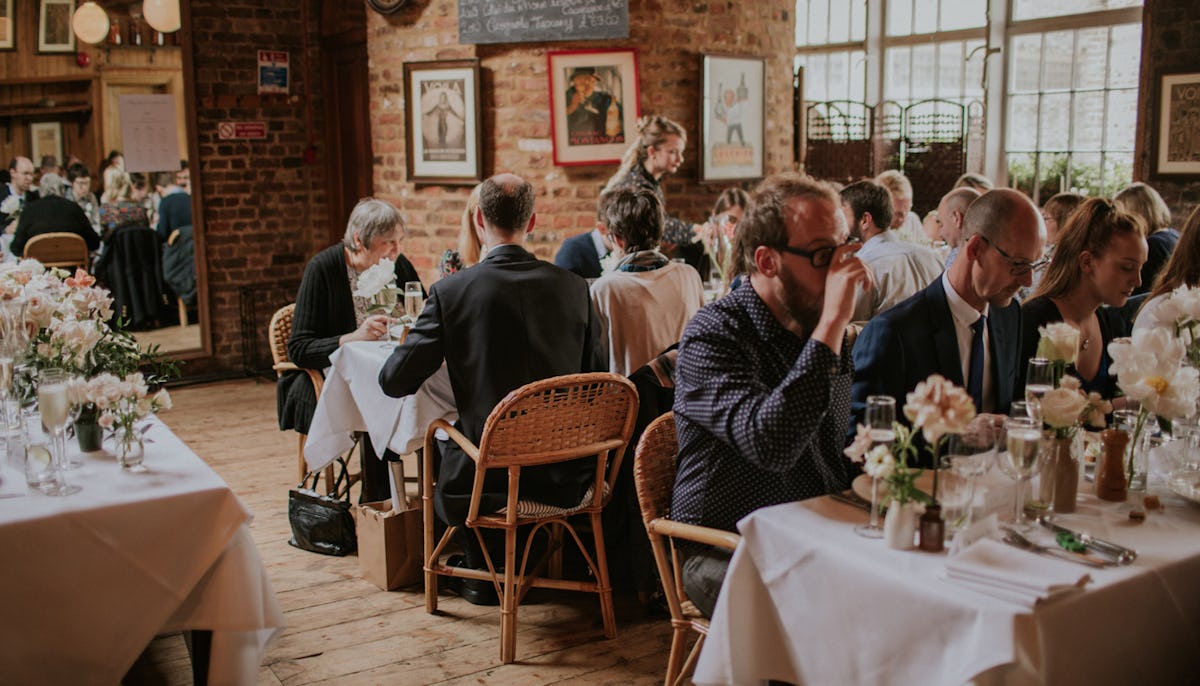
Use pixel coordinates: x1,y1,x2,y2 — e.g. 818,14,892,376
554,227,610,279
11,173,100,257
153,171,192,243
852,188,1045,449
380,173,605,582
1,156,38,238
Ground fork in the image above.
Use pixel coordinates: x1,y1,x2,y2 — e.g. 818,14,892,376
1001,528,1111,569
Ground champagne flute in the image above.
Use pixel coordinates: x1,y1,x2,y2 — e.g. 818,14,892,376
37,370,80,496
998,415,1041,531
1025,358,1054,423
403,281,424,325
855,395,895,539
0,355,13,468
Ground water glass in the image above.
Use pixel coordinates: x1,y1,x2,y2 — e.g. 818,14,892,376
943,424,996,531
22,411,54,491
37,369,80,497
855,395,896,539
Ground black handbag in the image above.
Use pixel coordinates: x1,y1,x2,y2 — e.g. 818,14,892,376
287,458,357,556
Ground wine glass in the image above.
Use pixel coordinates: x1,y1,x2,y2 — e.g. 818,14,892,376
998,414,1041,531
1025,358,1053,423
37,369,80,496
942,422,996,533
403,281,424,325
0,355,13,469
855,395,896,539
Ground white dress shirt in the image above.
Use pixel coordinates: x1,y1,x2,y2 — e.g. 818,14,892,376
942,272,995,412
852,230,945,322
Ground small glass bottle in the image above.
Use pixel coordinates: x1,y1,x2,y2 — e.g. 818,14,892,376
918,504,945,552
108,21,123,45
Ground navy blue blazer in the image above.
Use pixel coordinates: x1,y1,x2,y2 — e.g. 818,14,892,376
852,277,1022,434
554,231,603,279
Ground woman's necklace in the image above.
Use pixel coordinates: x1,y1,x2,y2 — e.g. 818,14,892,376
1080,336,1091,351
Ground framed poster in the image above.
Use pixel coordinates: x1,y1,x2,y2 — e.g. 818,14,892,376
547,49,640,167
0,0,15,51
29,122,62,166
403,59,482,185
37,0,74,54
700,54,765,183
1156,72,1200,176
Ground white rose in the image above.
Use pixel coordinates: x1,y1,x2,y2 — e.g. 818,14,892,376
1040,386,1088,429
353,259,397,299
1036,322,1080,364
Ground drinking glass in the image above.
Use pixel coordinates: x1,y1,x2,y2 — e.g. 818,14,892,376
403,281,424,325
998,415,1041,530
942,424,996,532
22,410,53,490
1010,401,1039,422
855,395,896,539
37,370,80,496
1025,358,1054,422
0,355,14,453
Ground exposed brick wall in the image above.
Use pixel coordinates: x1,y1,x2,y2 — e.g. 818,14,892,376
186,0,329,375
366,0,796,284
1135,0,1200,222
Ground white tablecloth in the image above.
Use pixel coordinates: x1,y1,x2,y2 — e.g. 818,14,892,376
695,472,1200,685
0,418,284,686
303,340,456,471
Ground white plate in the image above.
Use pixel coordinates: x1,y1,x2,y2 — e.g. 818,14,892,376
1168,469,1200,504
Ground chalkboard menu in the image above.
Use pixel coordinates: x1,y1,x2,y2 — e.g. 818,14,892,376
457,0,629,45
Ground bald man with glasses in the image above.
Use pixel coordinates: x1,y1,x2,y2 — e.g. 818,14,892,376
852,188,1046,450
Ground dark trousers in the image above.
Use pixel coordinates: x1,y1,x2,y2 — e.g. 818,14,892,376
681,546,732,618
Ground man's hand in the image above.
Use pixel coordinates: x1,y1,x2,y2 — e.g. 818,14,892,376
812,243,873,351
340,314,391,346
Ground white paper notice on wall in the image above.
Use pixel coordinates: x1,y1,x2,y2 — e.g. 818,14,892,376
118,94,181,174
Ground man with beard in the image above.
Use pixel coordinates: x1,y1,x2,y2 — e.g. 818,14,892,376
671,172,873,617
852,188,1045,443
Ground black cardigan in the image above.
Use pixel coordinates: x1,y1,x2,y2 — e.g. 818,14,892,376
277,244,422,433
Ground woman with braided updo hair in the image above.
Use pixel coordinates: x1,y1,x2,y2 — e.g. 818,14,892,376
603,114,701,254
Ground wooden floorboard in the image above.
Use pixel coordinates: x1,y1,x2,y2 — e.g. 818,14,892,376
122,378,680,686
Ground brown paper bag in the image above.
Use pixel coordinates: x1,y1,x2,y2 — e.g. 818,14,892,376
353,500,423,590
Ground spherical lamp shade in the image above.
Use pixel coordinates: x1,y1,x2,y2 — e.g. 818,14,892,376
72,2,110,45
143,0,181,33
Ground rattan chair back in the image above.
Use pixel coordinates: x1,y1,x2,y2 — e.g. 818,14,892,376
268,303,295,374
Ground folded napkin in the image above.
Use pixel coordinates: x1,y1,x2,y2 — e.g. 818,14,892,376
943,538,1091,609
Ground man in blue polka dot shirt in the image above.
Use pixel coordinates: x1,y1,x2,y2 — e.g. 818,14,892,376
671,172,874,617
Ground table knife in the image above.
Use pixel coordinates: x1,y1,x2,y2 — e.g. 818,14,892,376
1036,516,1137,565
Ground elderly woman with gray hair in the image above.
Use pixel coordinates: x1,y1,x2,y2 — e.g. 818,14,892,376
279,197,423,501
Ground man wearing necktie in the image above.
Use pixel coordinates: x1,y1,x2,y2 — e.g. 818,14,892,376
852,188,1047,462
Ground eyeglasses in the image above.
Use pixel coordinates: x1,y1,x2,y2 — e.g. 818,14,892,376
778,244,837,268
979,235,1046,276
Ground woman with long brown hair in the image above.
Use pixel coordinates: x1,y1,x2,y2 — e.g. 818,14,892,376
1134,204,1200,331
1114,182,1178,295
1019,197,1148,397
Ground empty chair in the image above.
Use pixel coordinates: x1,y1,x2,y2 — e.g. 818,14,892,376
22,232,90,271
422,372,639,664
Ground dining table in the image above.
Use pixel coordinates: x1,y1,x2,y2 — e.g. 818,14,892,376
0,416,284,686
693,465,1200,685
303,339,456,473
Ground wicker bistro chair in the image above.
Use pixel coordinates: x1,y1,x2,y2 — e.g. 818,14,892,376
633,412,741,686
422,372,640,664
23,232,90,270
269,303,339,495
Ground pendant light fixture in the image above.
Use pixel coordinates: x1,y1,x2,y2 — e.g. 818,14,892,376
143,0,181,33
72,1,111,45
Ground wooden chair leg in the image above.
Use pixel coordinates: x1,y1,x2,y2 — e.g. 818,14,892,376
591,511,617,639
177,297,188,326
423,446,438,614
664,626,691,686
500,526,519,664
675,634,706,686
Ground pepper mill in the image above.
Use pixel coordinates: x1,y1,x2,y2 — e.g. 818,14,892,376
918,504,944,552
1095,428,1129,502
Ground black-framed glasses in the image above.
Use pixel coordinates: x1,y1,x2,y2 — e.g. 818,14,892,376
979,235,1046,276
778,244,837,268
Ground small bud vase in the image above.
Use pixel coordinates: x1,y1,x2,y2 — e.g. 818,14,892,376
116,432,145,471
883,501,918,550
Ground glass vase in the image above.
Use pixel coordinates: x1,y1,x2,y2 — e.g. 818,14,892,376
116,431,145,471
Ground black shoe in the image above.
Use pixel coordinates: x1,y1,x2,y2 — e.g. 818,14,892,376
442,555,500,606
